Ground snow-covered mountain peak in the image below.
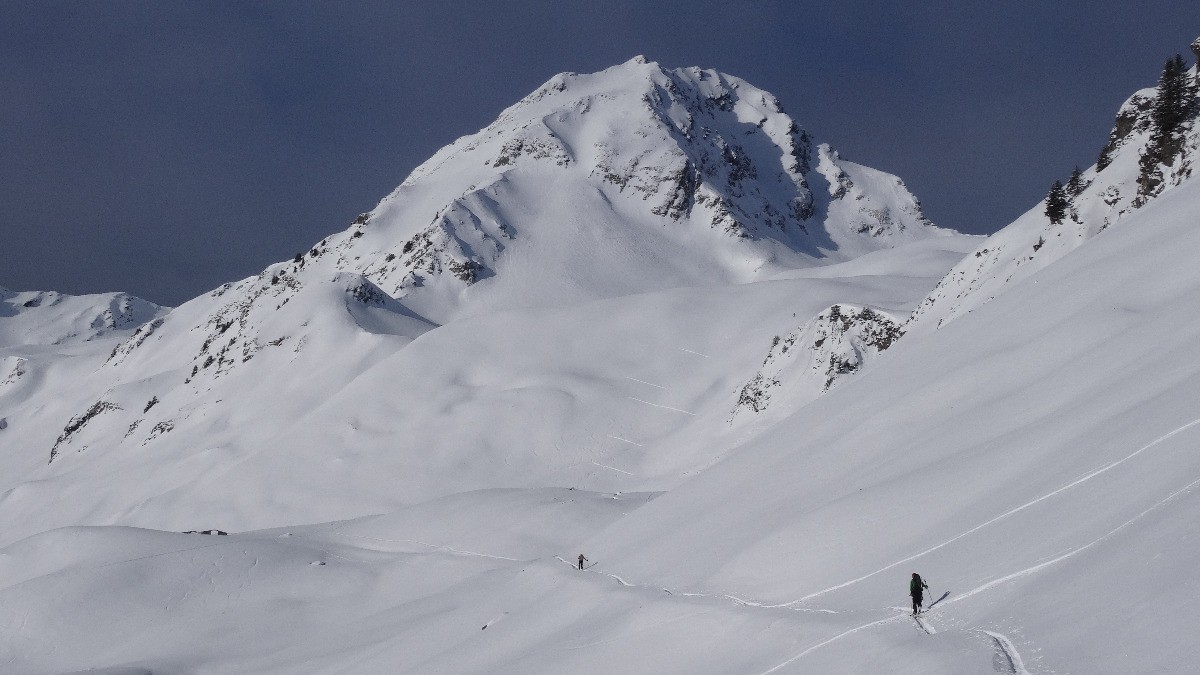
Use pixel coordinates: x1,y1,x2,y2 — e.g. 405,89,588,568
351,58,950,322
0,58,965,545
95,58,952,394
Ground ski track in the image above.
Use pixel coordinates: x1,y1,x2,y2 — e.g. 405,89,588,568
605,434,644,447
792,415,1200,604
943,471,1200,608
300,465,1197,675
914,613,935,635
757,614,900,674
678,348,711,358
627,396,696,416
754,471,1200,672
263,417,1200,672
553,557,837,616
481,612,508,630
983,630,1030,675
591,461,635,476
108,463,1191,675
333,535,520,561
623,376,666,389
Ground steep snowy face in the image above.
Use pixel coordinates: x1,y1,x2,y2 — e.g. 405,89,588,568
0,288,165,348
236,56,946,325
908,44,1200,333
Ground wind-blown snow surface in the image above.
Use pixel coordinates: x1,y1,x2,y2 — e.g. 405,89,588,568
3,176,1199,672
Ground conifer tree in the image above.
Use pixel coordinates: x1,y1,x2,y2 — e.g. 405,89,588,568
1138,54,1199,197
1066,166,1085,197
1044,180,1069,225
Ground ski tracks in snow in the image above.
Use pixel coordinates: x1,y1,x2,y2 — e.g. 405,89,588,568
590,460,635,475
794,415,1200,605
604,435,643,447
626,396,696,416
984,630,1031,675
944,471,1200,608
336,535,519,562
912,613,936,635
553,556,836,615
305,417,1200,671
622,376,665,390
755,465,1200,673
757,613,902,674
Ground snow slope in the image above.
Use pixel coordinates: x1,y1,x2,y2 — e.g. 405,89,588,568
1,141,1188,674
7,51,1200,674
587,169,1200,673
0,236,972,546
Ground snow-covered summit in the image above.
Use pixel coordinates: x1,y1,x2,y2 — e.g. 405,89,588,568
256,56,951,324
908,42,1200,332
80,58,956,391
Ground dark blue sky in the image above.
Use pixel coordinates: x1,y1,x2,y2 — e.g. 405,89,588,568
3,2,1198,306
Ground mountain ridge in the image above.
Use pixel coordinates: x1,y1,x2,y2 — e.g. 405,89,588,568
907,52,1199,333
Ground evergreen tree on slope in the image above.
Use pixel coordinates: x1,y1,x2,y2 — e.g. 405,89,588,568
1138,54,1199,198
1044,180,1069,225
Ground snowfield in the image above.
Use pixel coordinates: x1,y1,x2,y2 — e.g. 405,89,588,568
2,51,1200,673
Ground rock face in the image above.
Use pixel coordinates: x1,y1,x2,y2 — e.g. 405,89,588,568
731,303,904,421
908,43,1200,334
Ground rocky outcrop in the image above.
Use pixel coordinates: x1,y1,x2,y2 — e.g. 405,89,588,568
731,304,903,420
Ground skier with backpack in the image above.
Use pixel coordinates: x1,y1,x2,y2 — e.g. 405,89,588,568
577,553,588,570
910,572,929,615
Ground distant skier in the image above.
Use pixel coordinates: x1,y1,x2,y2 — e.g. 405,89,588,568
910,572,929,615
578,553,588,570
